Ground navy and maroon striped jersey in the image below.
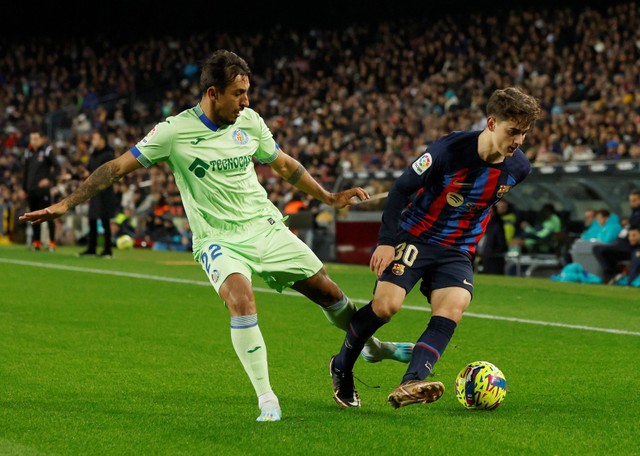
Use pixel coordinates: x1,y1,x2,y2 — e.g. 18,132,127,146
378,130,530,256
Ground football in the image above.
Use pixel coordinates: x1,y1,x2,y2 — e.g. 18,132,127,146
455,361,507,410
116,234,135,250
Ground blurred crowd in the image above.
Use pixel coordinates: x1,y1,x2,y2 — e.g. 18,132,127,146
2,1,640,246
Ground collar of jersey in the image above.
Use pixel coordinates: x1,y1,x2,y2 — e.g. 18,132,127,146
194,104,219,131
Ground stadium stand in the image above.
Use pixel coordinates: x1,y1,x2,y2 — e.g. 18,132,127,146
2,1,640,277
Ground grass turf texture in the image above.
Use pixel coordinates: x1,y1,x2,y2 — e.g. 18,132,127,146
1,244,639,455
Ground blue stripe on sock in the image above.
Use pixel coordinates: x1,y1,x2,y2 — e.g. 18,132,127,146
231,314,258,329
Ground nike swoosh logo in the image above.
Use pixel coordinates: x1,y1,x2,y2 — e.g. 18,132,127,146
248,346,262,353
463,279,473,287
453,180,473,186
191,136,206,145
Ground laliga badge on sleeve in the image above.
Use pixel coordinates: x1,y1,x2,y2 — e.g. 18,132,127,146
412,152,432,175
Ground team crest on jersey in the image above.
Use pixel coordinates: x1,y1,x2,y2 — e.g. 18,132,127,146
232,129,249,145
211,269,220,284
412,152,432,175
496,184,512,198
446,192,464,207
141,125,158,145
392,263,405,276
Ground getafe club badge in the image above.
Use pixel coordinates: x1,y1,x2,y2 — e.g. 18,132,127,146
392,263,405,276
496,185,512,198
211,269,220,283
232,129,249,145
412,152,432,175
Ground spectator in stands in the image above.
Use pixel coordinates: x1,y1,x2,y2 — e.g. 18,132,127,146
593,189,640,283
3,2,640,186
584,209,622,244
149,214,186,252
111,211,137,240
604,140,622,161
0,184,15,244
608,224,640,287
511,203,562,254
567,208,622,268
496,199,517,245
534,138,564,164
78,128,116,258
22,129,60,251
625,224,640,286
5,1,640,251
579,208,598,240
178,219,193,252
283,191,314,246
283,191,308,214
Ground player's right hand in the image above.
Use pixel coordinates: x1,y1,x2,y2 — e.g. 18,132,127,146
19,201,68,224
331,187,369,209
370,244,395,278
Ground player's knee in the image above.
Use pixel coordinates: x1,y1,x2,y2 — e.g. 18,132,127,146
219,274,256,315
442,307,466,324
371,298,402,320
222,284,256,315
225,297,257,316
433,301,469,324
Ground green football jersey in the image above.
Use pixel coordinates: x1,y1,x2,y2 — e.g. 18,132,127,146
131,104,283,256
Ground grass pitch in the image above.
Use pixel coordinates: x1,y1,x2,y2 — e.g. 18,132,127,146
1,245,639,455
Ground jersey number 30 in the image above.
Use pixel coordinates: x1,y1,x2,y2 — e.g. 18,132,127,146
394,242,418,267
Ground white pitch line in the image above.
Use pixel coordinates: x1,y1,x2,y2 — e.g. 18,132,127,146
0,258,209,286
401,305,640,337
2,257,639,337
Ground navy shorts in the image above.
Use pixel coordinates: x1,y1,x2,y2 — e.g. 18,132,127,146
377,232,474,302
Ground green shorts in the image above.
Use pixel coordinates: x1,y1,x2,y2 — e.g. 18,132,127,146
197,217,323,293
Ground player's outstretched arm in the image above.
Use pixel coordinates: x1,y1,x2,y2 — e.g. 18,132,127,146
268,151,369,208
20,151,142,225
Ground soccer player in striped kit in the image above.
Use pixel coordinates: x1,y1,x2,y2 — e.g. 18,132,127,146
329,87,542,409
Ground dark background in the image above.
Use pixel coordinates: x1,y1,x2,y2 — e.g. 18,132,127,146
5,0,621,38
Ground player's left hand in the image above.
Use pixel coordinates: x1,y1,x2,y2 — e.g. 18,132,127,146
330,187,370,209
370,244,395,278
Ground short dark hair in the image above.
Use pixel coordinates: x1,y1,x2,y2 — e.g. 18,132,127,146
486,87,542,129
93,127,109,141
199,50,251,94
29,125,44,135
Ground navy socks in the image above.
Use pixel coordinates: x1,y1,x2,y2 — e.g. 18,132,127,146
334,302,388,371
402,316,457,383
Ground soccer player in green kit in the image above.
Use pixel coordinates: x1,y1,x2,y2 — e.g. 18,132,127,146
20,50,413,422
